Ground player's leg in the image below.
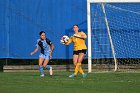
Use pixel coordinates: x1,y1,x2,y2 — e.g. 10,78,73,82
43,57,53,76
73,55,79,75
77,53,85,74
69,54,79,78
77,53,87,78
73,55,78,66
39,57,45,77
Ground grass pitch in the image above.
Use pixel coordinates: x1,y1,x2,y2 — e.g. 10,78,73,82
0,71,140,93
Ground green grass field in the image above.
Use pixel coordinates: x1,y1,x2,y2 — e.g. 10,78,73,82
0,71,140,93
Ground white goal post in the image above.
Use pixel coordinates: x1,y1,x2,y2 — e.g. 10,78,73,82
87,0,139,73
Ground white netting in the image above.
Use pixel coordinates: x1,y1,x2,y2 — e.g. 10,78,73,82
90,3,140,71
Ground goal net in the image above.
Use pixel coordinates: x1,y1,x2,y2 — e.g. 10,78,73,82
87,0,140,72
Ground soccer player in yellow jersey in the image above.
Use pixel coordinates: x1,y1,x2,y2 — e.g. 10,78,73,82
66,24,87,78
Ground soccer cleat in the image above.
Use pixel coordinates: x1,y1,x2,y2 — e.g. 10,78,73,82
40,74,45,77
69,74,75,78
49,67,53,76
82,73,87,78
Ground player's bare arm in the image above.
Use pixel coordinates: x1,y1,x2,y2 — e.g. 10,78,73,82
31,47,39,55
50,44,54,57
73,32,87,40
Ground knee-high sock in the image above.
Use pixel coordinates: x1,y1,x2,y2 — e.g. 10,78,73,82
74,63,81,75
46,65,51,70
79,63,84,74
39,66,44,75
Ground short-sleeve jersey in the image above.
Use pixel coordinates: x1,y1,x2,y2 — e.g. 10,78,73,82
36,38,52,54
67,31,87,51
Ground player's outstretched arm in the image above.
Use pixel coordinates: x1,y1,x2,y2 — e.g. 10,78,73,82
73,32,87,40
51,44,54,52
81,32,87,39
30,47,39,55
49,44,54,57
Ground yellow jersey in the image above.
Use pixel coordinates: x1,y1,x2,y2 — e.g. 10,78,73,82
66,31,87,51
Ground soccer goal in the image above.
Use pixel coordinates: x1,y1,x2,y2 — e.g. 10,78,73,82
87,0,140,73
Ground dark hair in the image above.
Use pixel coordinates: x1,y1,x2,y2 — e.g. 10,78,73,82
73,24,79,28
39,31,45,35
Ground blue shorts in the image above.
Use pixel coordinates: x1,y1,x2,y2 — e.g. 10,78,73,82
39,53,50,60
